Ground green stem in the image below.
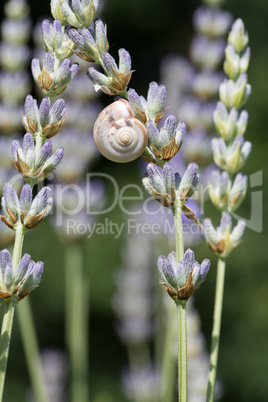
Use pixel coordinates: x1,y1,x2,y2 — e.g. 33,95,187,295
0,297,17,401
11,224,48,402
160,201,185,402
0,225,24,400
206,258,226,402
176,300,187,402
173,201,184,262
65,244,90,402
160,303,177,402
17,299,48,402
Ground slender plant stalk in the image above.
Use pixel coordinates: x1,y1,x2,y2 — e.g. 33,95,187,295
161,201,185,402
176,300,187,402
0,224,48,401
206,257,226,402
160,303,177,402
0,297,16,401
65,244,90,402
0,225,24,400
17,298,48,402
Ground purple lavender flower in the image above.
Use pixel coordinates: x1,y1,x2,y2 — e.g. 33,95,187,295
158,249,210,301
31,53,79,97
203,213,246,258
12,133,64,184
1,183,52,230
0,249,44,300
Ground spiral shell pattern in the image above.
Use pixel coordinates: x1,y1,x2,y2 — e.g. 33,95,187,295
93,99,148,163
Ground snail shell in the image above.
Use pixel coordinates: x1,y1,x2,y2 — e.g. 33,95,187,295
93,99,148,163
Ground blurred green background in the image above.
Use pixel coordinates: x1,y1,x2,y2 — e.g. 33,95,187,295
0,0,268,401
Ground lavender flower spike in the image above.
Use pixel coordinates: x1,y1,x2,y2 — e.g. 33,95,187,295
0,183,52,230
0,249,44,300
158,249,210,301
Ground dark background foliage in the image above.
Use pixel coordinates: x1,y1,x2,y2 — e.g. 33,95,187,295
0,0,268,401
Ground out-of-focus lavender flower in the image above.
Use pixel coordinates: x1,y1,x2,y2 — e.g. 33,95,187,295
1,18,31,45
51,129,99,182
182,130,211,167
203,212,246,258
122,364,161,402
51,179,105,242
190,36,225,70
160,56,195,113
28,349,68,402
191,70,223,100
0,71,31,107
0,43,31,71
64,75,99,102
4,0,29,19
113,233,154,346
0,249,44,300
63,100,101,131
193,6,233,38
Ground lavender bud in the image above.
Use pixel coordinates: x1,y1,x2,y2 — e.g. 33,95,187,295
203,213,246,258
25,187,52,229
61,0,99,29
224,44,250,80
214,101,248,141
31,54,79,98
142,163,177,207
193,6,233,38
211,135,251,174
228,19,249,54
42,19,75,60
0,249,44,300
51,0,68,26
229,173,248,212
208,170,230,211
146,82,167,124
157,248,210,301
219,73,251,110
0,184,52,230
179,163,200,203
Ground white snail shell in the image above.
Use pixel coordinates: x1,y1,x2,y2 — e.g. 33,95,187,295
93,99,148,163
